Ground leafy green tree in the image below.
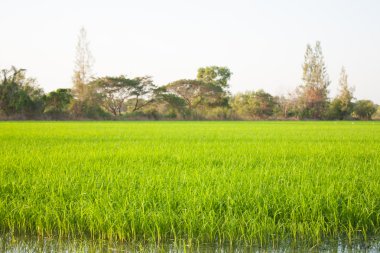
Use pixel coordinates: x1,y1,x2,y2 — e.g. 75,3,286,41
353,100,377,120
17,79,44,116
164,79,226,116
128,76,156,112
231,90,276,119
91,75,156,116
159,66,231,119
153,88,188,118
44,89,73,117
296,41,330,119
92,76,136,116
0,67,44,117
197,66,232,88
327,99,343,120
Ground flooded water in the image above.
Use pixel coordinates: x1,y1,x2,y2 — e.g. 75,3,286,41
1,234,380,252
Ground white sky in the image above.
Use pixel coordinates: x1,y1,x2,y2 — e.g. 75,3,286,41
1,0,380,103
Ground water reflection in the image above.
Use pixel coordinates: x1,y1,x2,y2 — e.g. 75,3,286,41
1,234,380,252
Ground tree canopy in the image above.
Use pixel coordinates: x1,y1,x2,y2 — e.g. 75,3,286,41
296,41,330,119
0,67,44,117
197,66,232,88
1,37,378,121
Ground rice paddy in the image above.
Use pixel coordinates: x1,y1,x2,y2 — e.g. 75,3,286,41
0,121,380,248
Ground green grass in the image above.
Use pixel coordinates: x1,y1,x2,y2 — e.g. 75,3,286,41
0,121,380,246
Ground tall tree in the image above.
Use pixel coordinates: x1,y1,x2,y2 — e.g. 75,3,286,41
72,27,94,101
337,67,354,118
69,27,103,118
327,67,355,120
296,41,330,119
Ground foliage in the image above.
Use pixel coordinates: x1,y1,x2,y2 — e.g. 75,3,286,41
91,75,156,116
327,98,344,120
328,67,355,120
0,57,378,120
353,100,377,120
373,106,380,120
91,76,137,116
296,42,330,119
44,89,73,117
164,79,227,117
69,27,98,118
336,67,354,118
197,66,232,88
0,67,44,117
69,83,107,119
152,89,189,119
127,76,156,112
272,95,298,119
231,90,276,119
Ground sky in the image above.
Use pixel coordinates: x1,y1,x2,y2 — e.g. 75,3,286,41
1,0,380,103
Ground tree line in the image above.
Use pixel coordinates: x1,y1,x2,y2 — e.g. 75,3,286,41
1,30,379,120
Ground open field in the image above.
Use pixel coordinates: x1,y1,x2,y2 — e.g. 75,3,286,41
0,121,380,247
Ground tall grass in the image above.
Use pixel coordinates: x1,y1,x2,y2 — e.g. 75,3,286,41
0,121,379,246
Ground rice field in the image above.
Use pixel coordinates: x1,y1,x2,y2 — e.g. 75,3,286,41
0,121,380,248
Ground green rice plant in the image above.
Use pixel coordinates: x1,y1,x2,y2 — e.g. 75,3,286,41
0,121,380,247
